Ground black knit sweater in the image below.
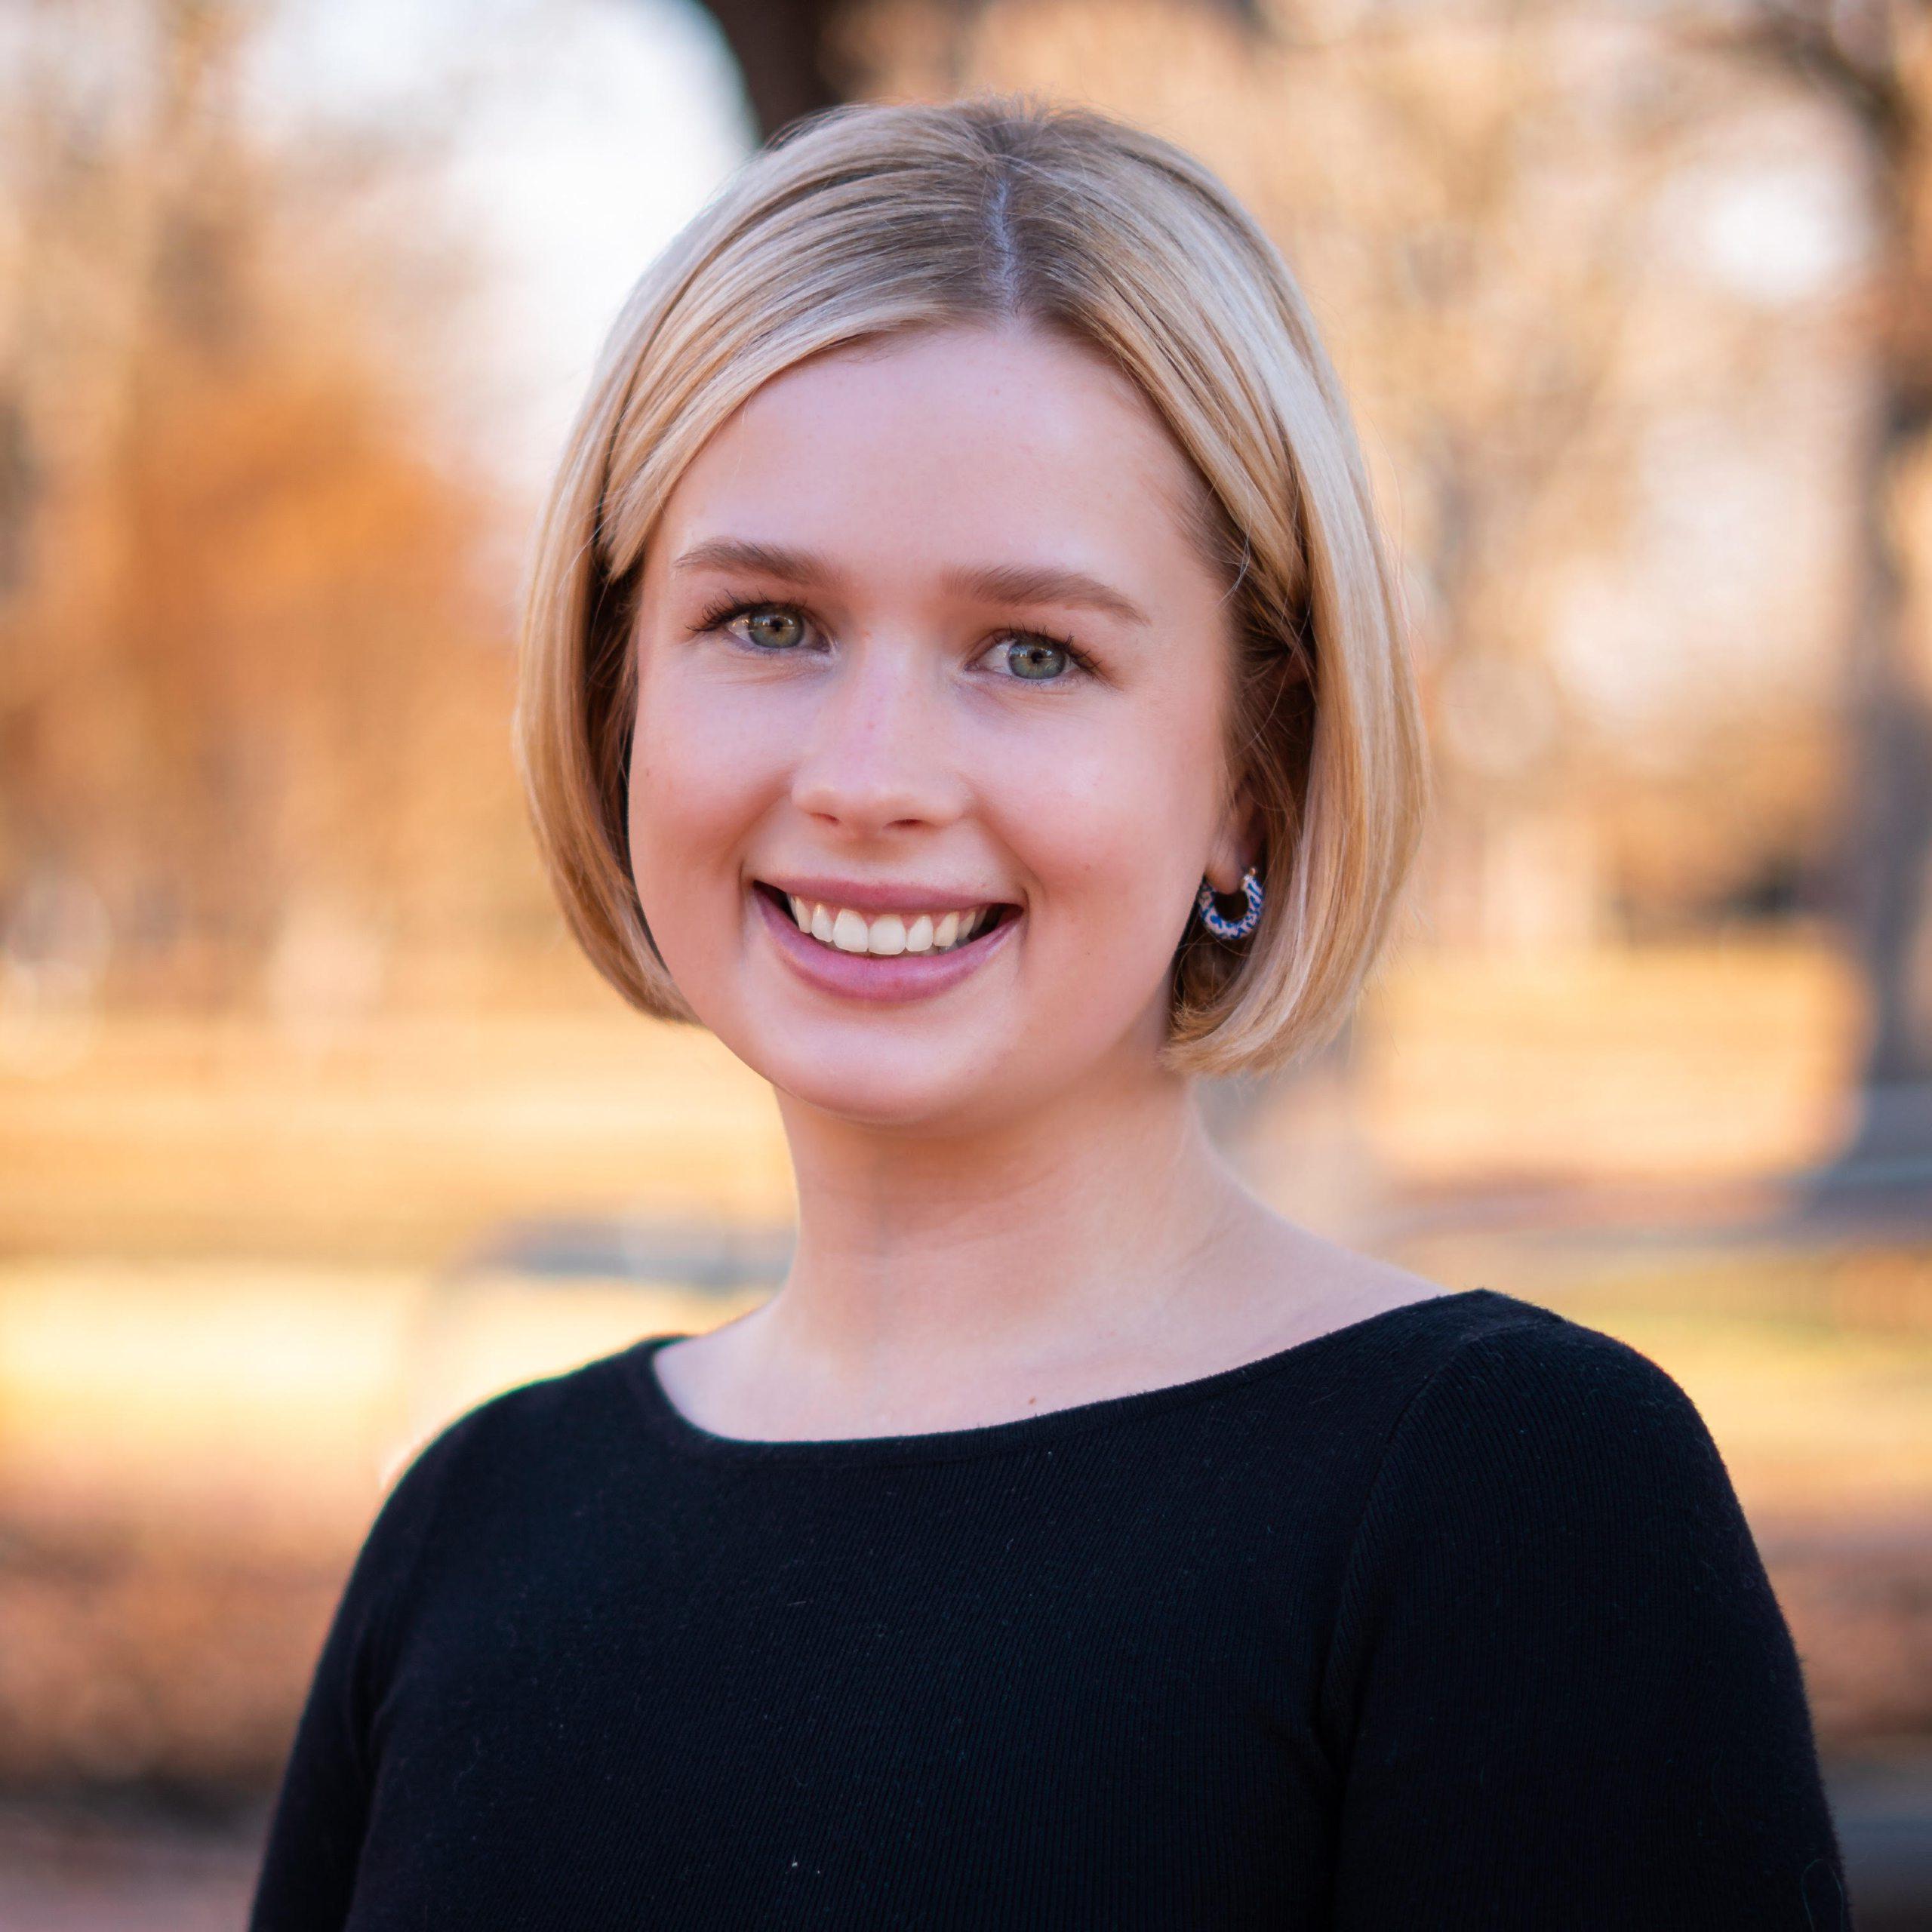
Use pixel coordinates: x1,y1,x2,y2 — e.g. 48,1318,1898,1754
248,1286,1852,1929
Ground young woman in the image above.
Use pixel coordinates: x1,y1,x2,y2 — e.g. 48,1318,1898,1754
249,97,1851,1929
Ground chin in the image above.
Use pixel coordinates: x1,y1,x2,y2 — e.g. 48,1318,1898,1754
730,1023,1031,1135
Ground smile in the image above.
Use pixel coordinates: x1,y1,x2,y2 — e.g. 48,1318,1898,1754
749,881,1020,1003
766,888,1001,955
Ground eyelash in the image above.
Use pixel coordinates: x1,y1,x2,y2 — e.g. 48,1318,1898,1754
688,596,1101,683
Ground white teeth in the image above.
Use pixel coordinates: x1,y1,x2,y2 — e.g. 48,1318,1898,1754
777,893,1000,958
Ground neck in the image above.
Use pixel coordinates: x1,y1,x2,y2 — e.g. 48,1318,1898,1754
754,1060,1254,1392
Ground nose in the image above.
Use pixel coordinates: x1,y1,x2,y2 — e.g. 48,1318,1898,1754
789,640,971,835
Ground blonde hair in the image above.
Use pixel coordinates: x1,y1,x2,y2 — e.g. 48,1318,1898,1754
513,93,1429,1078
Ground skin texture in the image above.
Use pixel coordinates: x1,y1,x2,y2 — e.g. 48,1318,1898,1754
628,320,1439,1438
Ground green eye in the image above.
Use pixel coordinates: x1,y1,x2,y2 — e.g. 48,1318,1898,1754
740,609,804,651
1004,637,1069,680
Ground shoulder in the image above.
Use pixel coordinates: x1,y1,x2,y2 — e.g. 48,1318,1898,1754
1315,1300,1847,1923
1381,1294,1732,1496
1337,1294,1767,1621
1318,1294,1804,1741
1389,1293,1716,1441
367,1342,650,1565
1317,1300,1846,1921
331,1343,652,1672
396,1334,650,1479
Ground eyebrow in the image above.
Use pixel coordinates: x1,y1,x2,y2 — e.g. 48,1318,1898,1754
671,537,1152,629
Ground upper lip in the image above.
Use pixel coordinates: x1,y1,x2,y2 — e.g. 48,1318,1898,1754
758,874,1013,914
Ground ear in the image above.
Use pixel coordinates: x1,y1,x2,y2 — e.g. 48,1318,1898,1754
1202,793,1263,897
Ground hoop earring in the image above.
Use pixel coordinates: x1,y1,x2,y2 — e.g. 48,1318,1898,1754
1197,865,1263,942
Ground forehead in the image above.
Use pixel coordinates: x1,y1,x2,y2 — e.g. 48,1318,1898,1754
654,322,1215,592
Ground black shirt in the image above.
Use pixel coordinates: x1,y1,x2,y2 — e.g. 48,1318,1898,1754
248,1286,1853,1928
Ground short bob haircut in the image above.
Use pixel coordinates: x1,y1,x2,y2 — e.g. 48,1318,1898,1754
514,93,1429,1080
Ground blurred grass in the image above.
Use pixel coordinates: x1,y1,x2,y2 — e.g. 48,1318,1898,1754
1356,927,1861,1183
0,1009,795,1263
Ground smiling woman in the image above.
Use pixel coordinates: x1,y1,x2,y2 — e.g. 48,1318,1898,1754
248,96,1851,1932
515,104,1398,1084
618,317,1276,1103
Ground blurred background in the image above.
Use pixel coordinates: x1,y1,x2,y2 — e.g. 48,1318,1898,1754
0,0,1929,1923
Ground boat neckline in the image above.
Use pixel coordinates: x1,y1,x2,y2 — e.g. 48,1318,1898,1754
620,1287,1520,1467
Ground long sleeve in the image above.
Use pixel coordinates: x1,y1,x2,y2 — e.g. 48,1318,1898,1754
1318,1315,1854,1930
248,1414,474,1932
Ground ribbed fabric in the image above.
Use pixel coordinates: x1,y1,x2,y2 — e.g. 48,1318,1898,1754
248,1287,1852,1930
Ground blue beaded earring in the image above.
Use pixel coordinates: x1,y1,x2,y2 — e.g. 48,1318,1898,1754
1196,865,1263,942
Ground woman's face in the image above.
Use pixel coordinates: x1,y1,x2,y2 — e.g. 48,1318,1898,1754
628,320,1250,1131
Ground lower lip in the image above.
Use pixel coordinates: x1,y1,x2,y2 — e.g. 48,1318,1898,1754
752,888,1020,1004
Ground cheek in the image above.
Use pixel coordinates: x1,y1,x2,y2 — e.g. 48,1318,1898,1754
626,669,785,897
989,705,1222,940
